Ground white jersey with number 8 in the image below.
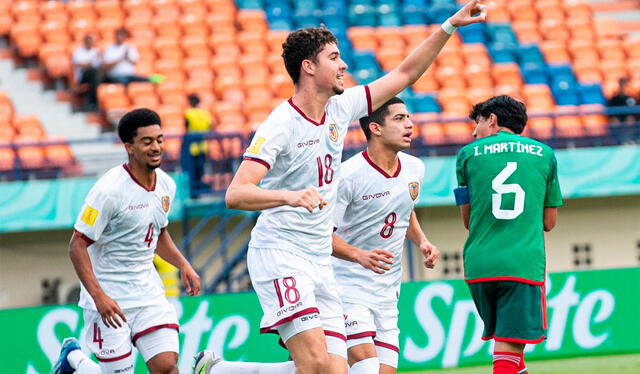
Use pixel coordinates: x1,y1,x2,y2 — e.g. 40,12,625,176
333,151,425,308
73,164,175,310
244,85,372,264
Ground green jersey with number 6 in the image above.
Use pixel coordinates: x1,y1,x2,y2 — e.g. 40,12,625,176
456,131,563,284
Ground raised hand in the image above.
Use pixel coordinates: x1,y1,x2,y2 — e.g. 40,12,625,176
449,0,487,27
355,248,395,274
286,187,327,213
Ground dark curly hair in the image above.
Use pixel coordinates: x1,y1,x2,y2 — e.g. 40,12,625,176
469,95,528,134
117,108,162,143
282,26,338,84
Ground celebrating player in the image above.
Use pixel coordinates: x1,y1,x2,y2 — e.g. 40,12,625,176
53,108,201,374
455,96,563,374
194,2,486,374
331,97,440,374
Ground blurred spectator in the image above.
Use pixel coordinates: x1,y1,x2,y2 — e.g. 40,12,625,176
607,78,637,143
607,78,636,123
102,28,149,86
184,94,213,196
71,34,101,111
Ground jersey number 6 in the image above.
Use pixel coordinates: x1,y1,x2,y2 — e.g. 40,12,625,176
492,162,525,220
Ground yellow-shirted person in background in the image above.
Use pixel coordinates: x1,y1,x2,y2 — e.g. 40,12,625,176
184,94,213,197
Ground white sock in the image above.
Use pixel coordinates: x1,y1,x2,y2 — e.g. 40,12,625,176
67,350,101,373
349,357,380,374
213,360,296,374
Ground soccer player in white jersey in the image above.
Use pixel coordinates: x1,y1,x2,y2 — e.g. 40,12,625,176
52,108,201,374
331,97,439,374
194,2,485,374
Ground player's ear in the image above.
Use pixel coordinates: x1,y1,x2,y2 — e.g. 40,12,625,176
301,59,315,76
488,113,499,129
369,121,383,136
124,142,134,156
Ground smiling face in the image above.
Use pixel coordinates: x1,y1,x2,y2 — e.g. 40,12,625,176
374,103,414,151
125,125,163,170
308,42,348,95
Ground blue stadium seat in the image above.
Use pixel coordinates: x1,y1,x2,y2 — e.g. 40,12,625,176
402,5,427,25
349,4,377,26
427,3,457,24
522,65,549,85
238,0,264,9
486,24,518,45
488,43,517,63
458,23,486,44
408,93,441,113
294,10,320,28
578,83,607,105
269,18,293,30
515,44,545,67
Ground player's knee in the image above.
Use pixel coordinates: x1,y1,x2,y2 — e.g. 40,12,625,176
296,351,330,374
146,353,179,374
147,363,178,374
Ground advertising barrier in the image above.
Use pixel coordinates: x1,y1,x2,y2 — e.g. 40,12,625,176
2,267,638,373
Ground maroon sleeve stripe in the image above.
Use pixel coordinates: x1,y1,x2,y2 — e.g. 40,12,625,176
244,157,271,170
73,230,95,245
374,340,399,353
364,85,373,115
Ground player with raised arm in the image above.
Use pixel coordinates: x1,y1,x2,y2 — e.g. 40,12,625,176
331,97,440,374
455,96,563,374
194,2,486,374
52,108,201,374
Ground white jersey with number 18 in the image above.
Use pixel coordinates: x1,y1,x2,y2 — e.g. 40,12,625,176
73,164,175,310
333,151,425,308
243,85,372,265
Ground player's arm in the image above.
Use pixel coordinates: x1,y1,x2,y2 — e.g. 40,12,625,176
225,160,327,213
459,204,470,230
367,0,486,110
406,211,440,268
69,232,127,328
543,207,558,231
332,233,394,274
156,228,201,296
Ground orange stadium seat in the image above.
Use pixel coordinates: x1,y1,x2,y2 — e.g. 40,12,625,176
539,40,570,64
594,18,621,39
492,63,523,88
0,145,15,171
580,104,609,137
554,106,585,137
527,116,554,139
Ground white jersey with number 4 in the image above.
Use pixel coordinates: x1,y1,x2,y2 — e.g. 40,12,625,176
73,164,176,310
333,151,425,308
243,85,372,264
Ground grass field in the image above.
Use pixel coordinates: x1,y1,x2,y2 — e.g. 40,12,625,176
405,354,640,374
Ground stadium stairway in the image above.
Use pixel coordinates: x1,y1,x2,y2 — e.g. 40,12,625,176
0,57,124,176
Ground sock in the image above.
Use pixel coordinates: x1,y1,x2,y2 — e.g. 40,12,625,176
68,350,101,374
493,352,520,374
349,357,380,374
518,353,528,374
213,360,296,374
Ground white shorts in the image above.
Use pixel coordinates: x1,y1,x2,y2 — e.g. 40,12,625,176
343,302,400,368
248,247,346,355
83,302,179,364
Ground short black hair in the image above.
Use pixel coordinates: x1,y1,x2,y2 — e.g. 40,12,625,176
117,108,162,143
469,95,528,134
359,97,405,141
187,93,200,107
282,26,338,84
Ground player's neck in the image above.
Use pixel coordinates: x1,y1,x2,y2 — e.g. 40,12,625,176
126,161,156,190
291,85,331,123
366,144,399,175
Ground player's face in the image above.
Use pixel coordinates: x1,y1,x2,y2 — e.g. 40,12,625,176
379,103,413,150
472,114,497,139
127,125,164,170
313,43,347,95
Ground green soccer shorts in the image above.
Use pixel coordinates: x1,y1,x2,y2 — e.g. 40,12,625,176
468,280,547,344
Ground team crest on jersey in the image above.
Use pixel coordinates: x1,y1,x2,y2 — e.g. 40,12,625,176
328,123,338,142
408,181,420,200
162,196,170,212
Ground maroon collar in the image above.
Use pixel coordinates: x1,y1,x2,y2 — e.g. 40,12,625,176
123,164,156,191
362,150,401,178
288,98,326,126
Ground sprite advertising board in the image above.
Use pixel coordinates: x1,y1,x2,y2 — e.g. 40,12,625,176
1,268,638,373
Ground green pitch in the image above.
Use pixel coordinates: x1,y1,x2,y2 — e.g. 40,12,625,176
405,354,640,374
